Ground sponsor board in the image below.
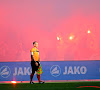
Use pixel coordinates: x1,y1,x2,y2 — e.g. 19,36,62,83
0,61,100,81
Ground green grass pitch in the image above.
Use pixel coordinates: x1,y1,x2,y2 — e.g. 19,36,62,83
0,81,100,90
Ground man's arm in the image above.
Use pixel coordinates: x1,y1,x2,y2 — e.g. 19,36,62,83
31,55,35,61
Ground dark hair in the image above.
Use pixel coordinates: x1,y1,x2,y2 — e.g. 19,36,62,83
33,41,37,45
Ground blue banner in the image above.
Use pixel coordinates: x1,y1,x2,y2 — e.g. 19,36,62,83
0,61,100,81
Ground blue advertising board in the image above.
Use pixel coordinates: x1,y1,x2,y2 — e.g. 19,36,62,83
0,61,100,81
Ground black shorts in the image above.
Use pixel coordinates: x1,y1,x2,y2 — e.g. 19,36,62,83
31,61,40,74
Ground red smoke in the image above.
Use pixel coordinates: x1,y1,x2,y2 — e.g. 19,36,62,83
0,0,100,62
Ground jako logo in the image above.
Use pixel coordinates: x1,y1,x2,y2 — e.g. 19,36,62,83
50,65,61,77
0,66,11,78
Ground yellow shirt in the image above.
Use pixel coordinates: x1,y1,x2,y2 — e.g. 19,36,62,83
31,47,39,61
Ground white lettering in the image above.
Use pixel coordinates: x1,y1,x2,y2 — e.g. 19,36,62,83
18,67,23,75
13,67,17,76
68,66,74,74
13,67,32,76
74,66,80,74
24,67,30,75
63,66,87,75
63,66,67,75
80,66,87,74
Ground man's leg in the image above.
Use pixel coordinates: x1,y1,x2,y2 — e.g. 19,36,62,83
37,74,44,84
30,61,36,84
30,73,33,82
30,71,35,84
37,75,41,82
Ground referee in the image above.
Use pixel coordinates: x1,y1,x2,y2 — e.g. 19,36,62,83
30,41,44,84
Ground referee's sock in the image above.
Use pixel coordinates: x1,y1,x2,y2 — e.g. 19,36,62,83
37,75,41,82
30,73,33,82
